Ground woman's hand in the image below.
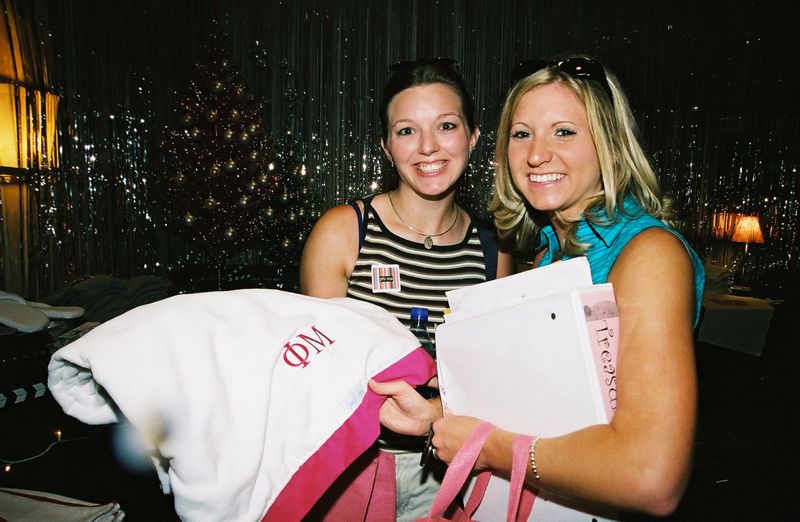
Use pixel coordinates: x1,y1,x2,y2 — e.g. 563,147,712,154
368,379,442,436
431,415,516,473
429,414,484,465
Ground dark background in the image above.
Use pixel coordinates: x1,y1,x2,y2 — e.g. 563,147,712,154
1,0,798,297
1,1,799,520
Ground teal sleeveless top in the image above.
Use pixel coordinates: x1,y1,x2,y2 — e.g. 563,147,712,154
537,196,705,326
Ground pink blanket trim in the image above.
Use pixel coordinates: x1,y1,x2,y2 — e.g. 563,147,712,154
263,347,436,521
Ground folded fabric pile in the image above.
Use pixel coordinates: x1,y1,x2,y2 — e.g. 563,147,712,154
48,289,436,522
702,264,733,299
0,487,124,521
0,290,85,333
41,275,171,323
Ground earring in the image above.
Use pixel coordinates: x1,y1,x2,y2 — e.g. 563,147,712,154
389,158,394,167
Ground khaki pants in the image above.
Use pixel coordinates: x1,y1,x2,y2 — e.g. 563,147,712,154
394,451,446,521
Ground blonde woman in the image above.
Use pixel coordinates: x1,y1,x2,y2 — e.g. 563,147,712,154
371,54,705,518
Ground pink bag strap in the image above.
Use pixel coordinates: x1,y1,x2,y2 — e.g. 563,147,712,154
419,424,538,522
507,434,537,521
461,471,492,518
318,448,396,521
423,421,495,520
365,449,396,521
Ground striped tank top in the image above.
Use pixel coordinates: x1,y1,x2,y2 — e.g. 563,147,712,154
346,198,488,343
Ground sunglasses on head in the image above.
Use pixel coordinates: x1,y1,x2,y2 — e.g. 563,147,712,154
510,56,613,104
388,57,458,74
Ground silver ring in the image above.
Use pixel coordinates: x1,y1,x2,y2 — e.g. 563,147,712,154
431,447,438,460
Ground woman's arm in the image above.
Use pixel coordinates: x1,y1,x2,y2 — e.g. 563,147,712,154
431,228,698,516
496,249,515,278
299,204,361,297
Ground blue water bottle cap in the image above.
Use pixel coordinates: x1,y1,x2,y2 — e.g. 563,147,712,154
410,307,429,322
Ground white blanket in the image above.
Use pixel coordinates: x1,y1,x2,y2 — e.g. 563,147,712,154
47,289,436,522
0,487,124,522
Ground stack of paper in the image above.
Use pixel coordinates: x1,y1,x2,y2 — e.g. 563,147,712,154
436,257,619,521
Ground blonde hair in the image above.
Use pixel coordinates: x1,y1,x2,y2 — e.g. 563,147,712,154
489,56,663,256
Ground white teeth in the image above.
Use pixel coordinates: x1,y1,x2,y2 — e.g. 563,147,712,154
417,162,445,173
529,173,566,182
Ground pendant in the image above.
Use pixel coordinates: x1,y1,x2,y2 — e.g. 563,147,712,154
423,236,434,249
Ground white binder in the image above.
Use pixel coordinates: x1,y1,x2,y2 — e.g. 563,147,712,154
436,258,619,521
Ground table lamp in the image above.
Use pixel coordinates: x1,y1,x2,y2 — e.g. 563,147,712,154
731,215,764,254
731,214,764,287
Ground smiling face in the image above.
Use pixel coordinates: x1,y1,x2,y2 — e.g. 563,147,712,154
507,82,602,221
381,83,479,197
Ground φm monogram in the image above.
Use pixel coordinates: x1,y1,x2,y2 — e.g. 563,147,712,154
282,326,336,368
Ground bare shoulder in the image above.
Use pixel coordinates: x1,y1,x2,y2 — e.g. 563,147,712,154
300,203,361,297
313,203,360,233
304,203,361,257
609,226,695,321
614,227,692,277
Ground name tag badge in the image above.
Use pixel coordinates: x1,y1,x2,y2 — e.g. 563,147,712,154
371,264,401,293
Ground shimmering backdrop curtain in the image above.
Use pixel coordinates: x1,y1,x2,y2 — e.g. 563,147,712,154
4,0,798,297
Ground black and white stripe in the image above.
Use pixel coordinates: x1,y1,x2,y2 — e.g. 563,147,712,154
347,205,486,341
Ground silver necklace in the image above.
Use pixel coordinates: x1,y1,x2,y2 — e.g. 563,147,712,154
387,191,458,249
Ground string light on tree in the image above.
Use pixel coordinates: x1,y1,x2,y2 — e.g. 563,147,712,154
152,18,276,274
153,17,316,288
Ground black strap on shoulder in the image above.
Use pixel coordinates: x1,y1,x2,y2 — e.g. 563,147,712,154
352,197,498,280
349,201,363,250
350,194,376,251
475,218,498,281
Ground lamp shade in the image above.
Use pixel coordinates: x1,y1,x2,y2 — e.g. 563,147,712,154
0,1,60,172
731,215,764,244
0,83,60,171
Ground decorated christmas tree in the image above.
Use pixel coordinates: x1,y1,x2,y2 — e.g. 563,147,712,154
155,18,313,289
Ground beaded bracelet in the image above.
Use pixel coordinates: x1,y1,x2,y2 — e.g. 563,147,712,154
529,436,542,481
